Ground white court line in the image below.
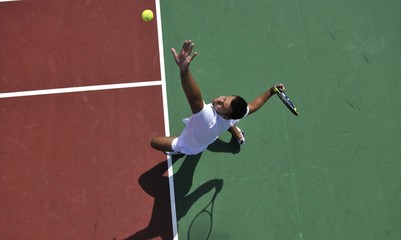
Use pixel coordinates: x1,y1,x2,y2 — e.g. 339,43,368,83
155,0,178,239
0,81,162,99
0,0,22,2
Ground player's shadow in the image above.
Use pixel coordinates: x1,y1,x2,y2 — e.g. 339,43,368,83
123,137,238,240
123,153,223,240
207,135,241,154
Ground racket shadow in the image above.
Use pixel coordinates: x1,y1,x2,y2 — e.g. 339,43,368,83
123,153,224,240
186,180,222,240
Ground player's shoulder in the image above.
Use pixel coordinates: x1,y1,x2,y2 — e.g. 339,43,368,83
192,102,214,117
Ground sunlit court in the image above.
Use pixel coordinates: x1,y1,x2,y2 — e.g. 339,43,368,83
1,0,401,239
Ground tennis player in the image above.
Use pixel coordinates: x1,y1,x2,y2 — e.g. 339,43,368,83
151,40,285,155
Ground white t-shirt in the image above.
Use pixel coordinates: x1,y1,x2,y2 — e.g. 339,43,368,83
173,103,240,155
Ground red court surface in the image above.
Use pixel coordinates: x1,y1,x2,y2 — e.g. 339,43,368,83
0,0,174,239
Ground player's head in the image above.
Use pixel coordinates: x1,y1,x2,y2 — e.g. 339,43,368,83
212,95,248,120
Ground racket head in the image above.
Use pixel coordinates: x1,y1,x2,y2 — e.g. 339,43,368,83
274,86,299,116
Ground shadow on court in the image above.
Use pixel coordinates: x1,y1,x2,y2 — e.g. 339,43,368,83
122,137,240,240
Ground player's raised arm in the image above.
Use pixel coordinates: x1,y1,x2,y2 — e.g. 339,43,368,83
171,40,204,114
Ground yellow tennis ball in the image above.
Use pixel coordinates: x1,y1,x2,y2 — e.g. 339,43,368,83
142,9,154,22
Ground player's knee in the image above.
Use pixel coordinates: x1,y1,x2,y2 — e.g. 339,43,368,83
151,136,166,151
150,136,174,152
150,137,159,149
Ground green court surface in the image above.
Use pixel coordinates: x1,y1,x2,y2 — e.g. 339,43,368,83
161,0,401,239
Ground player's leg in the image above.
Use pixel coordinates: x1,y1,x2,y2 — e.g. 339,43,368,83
150,136,177,152
228,125,245,144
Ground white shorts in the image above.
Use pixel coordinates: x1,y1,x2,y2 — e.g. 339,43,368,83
171,137,181,154
171,136,205,155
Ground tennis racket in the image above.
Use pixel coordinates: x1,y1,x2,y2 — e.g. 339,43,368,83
273,86,299,116
187,190,218,240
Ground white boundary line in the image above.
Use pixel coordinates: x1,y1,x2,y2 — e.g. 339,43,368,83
0,81,162,99
155,0,179,239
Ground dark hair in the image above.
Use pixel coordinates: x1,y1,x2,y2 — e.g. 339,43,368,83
228,95,248,120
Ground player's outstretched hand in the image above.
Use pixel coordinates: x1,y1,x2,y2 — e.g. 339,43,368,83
171,40,198,72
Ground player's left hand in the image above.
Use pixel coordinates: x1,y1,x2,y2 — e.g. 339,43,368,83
171,40,198,72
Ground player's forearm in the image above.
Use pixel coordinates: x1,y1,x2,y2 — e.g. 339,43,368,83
248,87,275,114
180,69,203,112
180,69,201,100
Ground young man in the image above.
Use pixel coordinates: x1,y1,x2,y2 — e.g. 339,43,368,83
151,40,285,155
